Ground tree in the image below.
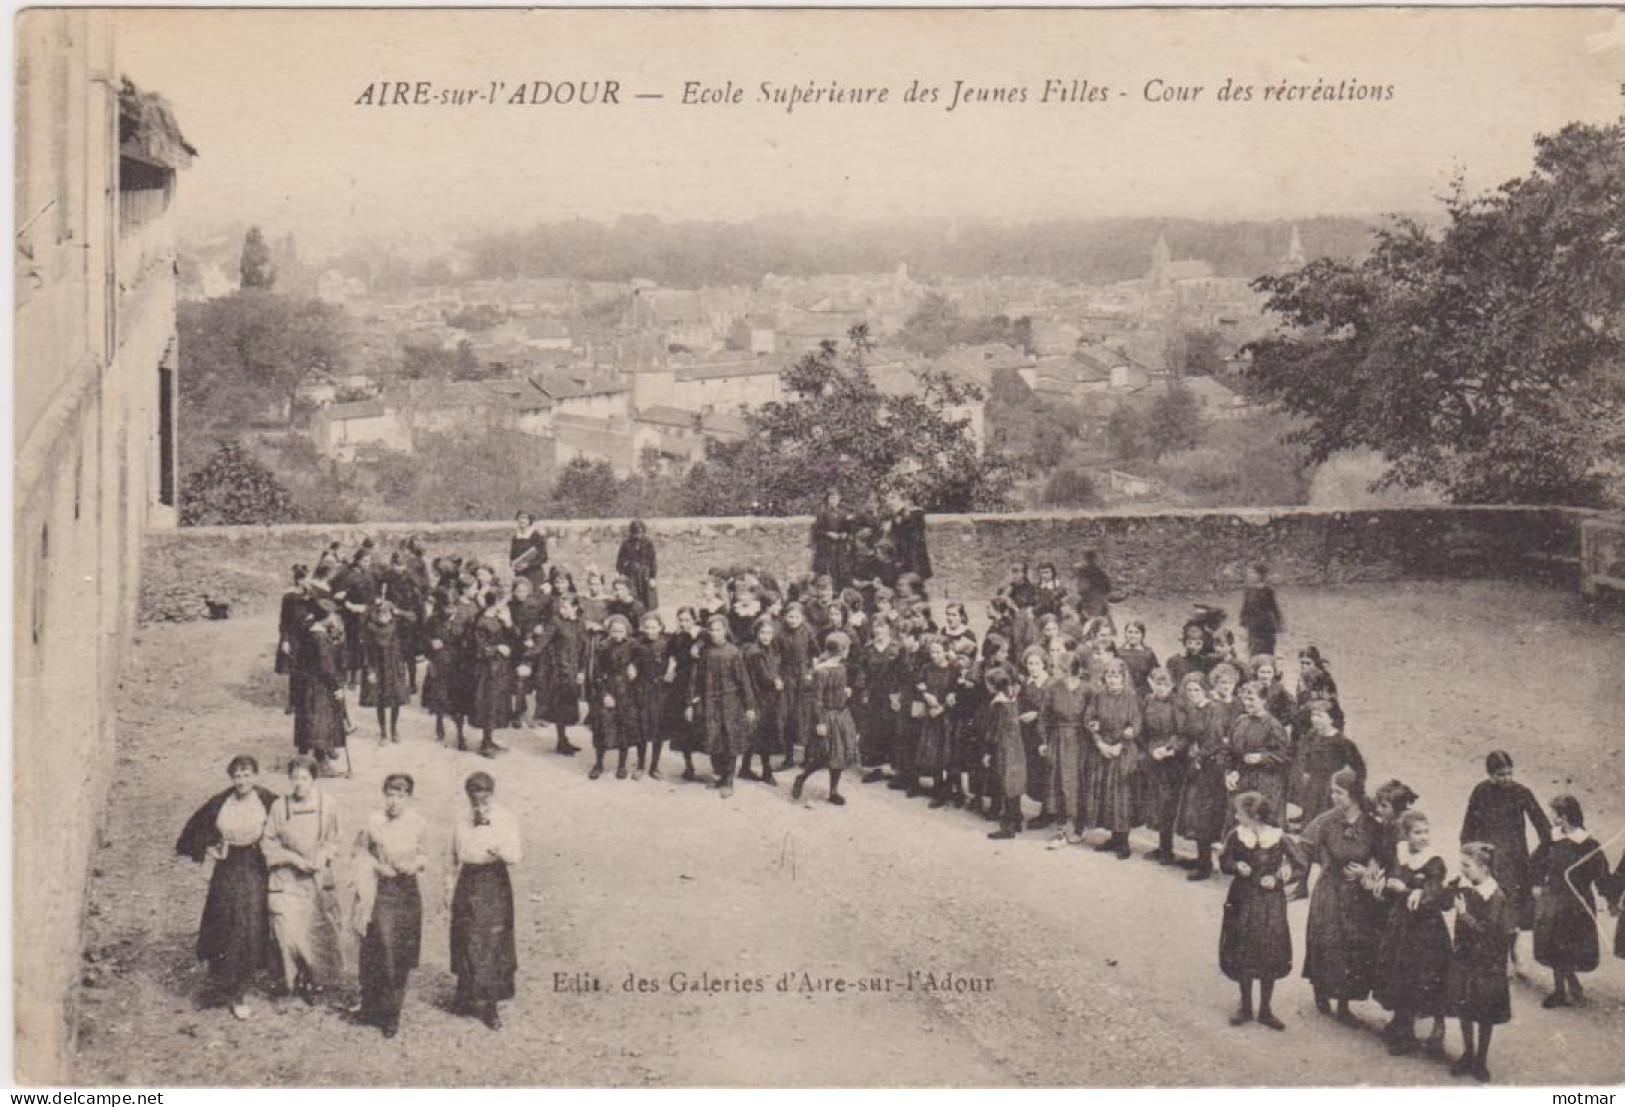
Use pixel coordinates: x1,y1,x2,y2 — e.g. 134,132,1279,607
1106,405,1152,460
1039,467,1102,507
239,226,276,290
450,339,485,381
548,457,622,518
179,291,350,427
179,442,296,526
897,291,963,357
1182,329,1225,376
681,326,1018,515
1147,384,1204,459
1245,118,1625,505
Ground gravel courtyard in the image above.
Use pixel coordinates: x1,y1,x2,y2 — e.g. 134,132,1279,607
70,578,1625,1087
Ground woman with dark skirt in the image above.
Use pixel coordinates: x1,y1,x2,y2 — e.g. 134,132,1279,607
985,669,1027,840
1373,809,1453,1057
421,589,468,749
1082,657,1141,858
1459,750,1551,971
175,755,277,1020
1017,649,1052,826
615,519,659,611
276,565,311,715
299,601,350,775
1137,666,1184,864
792,630,862,806
469,589,515,760
741,617,785,786
662,607,705,781
1176,672,1230,881
855,617,902,785
334,547,379,690
1295,767,1385,1026
449,772,522,1031
1448,842,1513,1082
588,614,638,781
1218,792,1292,1031
690,614,758,798
1040,650,1090,846
1530,794,1610,1009
629,613,669,779
352,773,427,1038
361,600,413,746
538,595,588,757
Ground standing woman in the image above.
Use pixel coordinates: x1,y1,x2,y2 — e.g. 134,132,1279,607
1295,767,1385,1025
537,595,588,757
300,601,350,774
508,511,549,592
689,614,757,798
260,757,344,1005
1176,672,1230,881
1218,792,1292,1031
1529,794,1610,1009
334,547,379,690
361,600,412,746
1372,809,1453,1056
741,617,786,786
352,773,427,1038
616,519,659,612
792,630,862,805
628,613,669,779
1459,750,1551,970
1448,842,1513,1083
588,614,638,781
886,492,933,585
1288,698,1365,830
175,755,278,1020
1225,681,1293,823
1018,649,1052,826
1040,651,1091,847
469,588,515,759
1082,657,1141,858
854,616,902,785
421,589,467,748
662,607,705,781
811,490,850,589
449,772,522,1030
276,565,312,715
1293,647,1343,737
1137,667,1184,864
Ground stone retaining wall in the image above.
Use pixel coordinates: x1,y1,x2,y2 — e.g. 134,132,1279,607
140,506,1587,622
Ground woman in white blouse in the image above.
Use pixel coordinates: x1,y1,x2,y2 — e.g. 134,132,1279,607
353,772,428,1038
175,755,278,1020
260,756,344,1004
449,771,522,1030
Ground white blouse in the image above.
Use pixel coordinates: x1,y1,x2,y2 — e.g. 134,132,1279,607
453,804,522,867
216,791,268,848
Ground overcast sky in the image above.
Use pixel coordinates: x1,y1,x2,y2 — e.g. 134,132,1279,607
114,8,1625,255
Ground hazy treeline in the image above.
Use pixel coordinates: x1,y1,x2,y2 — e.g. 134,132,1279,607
462,214,1382,286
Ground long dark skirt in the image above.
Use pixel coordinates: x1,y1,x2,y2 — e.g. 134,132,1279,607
196,846,271,995
451,863,516,1004
859,698,895,768
1375,906,1451,1016
361,875,422,1023
1220,881,1292,982
1302,872,1383,1000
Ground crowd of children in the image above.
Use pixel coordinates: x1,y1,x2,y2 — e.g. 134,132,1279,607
271,521,1625,1078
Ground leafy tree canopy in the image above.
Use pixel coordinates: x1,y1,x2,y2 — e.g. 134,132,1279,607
1246,118,1625,505
239,225,276,290
180,442,296,526
682,326,1018,515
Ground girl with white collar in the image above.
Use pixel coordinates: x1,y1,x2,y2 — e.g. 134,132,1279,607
1218,791,1293,1031
1372,809,1453,1058
1447,842,1511,1082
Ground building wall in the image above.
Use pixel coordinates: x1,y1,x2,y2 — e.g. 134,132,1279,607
139,506,1589,625
13,10,184,1082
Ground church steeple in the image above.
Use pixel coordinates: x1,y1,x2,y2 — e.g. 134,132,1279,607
1150,231,1172,289
1283,224,1305,269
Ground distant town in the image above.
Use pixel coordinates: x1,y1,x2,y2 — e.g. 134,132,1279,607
178,215,1349,520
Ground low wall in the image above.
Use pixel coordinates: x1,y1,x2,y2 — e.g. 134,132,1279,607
140,506,1587,622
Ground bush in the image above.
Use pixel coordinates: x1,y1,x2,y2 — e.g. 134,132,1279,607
1040,467,1103,507
180,442,297,526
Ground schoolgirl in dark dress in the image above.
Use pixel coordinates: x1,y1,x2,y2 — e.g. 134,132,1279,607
855,618,902,783
628,613,668,779
1137,667,1184,864
1530,794,1610,1009
1460,750,1552,967
1373,809,1453,1057
741,617,786,785
588,614,638,780
1218,792,1292,1031
1448,842,1512,1082
1295,767,1385,1024
663,607,706,780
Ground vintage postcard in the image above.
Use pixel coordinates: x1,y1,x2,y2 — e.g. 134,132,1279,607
13,5,1625,1090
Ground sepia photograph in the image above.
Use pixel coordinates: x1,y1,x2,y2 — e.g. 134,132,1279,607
11,5,1625,1090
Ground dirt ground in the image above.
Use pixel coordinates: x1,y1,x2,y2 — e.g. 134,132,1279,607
70,578,1625,1087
